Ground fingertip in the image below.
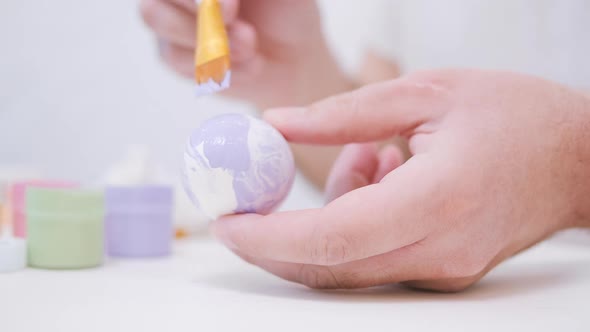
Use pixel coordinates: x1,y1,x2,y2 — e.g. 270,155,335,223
210,213,261,250
263,108,306,134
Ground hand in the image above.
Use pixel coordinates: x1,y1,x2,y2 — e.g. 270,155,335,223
324,143,405,203
139,0,352,108
211,69,590,292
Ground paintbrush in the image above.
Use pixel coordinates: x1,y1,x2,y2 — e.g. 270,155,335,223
194,0,231,96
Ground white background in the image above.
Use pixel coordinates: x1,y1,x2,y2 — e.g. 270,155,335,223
2,238,590,332
1,1,590,330
2,0,588,182
0,0,375,182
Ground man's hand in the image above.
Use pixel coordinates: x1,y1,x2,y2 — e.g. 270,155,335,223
139,0,352,109
211,69,590,292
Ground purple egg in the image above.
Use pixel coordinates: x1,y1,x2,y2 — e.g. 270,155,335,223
182,113,295,219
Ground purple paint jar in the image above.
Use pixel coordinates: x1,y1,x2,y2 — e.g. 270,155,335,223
105,186,173,258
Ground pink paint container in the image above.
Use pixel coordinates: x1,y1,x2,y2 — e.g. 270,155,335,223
11,181,76,238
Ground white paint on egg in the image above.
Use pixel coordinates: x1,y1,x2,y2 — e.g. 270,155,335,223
183,142,238,220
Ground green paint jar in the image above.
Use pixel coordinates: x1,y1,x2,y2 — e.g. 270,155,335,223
26,187,104,269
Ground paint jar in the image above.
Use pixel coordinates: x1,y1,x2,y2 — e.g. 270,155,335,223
105,186,173,258
0,203,5,235
11,181,75,238
26,188,104,269
0,238,26,273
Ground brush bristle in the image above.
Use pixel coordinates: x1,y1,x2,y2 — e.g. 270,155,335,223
196,56,230,83
194,70,231,96
194,55,231,96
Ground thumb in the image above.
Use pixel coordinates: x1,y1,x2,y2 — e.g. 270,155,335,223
263,78,450,145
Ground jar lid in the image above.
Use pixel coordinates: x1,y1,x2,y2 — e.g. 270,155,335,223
105,186,173,210
26,187,104,216
11,181,76,211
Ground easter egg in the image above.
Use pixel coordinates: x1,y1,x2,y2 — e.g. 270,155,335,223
182,113,295,219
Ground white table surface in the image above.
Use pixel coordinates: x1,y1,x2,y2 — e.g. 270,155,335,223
1,235,589,332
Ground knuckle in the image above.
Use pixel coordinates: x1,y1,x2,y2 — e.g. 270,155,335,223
161,46,180,63
404,70,443,82
342,90,363,140
308,227,354,266
308,90,367,142
298,266,339,289
389,71,455,104
347,89,363,119
404,70,455,87
160,47,192,77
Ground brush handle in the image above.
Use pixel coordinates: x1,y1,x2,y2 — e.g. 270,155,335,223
195,0,230,67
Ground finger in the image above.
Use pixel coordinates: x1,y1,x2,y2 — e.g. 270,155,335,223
263,77,451,145
325,143,378,203
373,145,404,183
325,144,405,203
221,0,240,24
236,234,492,291
233,240,432,289
403,246,512,292
228,20,258,64
211,156,439,266
169,0,240,23
159,42,194,78
141,0,196,48
203,0,240,23
167,0,196,13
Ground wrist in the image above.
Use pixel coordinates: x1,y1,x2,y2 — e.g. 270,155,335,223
245,52,356,111
294,48,358,106
261,39,357,109
571,92,590,228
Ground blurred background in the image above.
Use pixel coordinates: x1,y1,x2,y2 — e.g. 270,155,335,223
1,1,588,239
0,0,377,181
0,1,389,224
2,0,588,180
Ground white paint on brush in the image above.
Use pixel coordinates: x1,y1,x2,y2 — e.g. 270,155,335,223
194,70,231,97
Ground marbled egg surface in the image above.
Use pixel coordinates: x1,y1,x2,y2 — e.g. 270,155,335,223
183,113,295,219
